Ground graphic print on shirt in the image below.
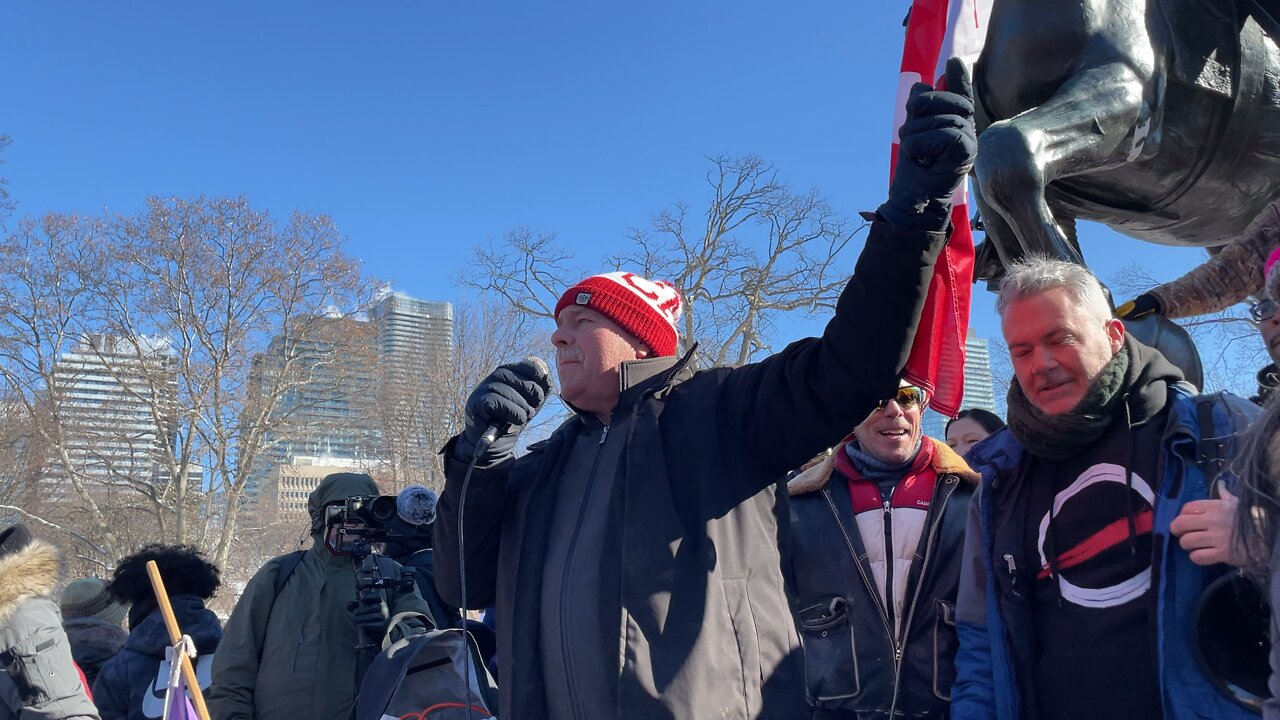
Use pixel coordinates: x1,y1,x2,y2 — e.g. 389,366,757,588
1035,462,1154,609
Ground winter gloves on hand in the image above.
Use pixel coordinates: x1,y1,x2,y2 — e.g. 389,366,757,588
1116,293,1163,320
454,359,553,466
878,57,978,231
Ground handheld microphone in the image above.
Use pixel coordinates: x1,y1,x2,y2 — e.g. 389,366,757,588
474,356,552,455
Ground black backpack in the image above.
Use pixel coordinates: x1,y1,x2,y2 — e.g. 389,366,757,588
352,612,498,720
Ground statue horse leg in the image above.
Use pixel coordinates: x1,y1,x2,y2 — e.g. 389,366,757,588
975,61,1149,265
972,180,1020,286
973,180,1082,289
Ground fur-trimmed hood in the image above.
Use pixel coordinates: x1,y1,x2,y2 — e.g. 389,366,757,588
788,437,979,496
0,539,61,624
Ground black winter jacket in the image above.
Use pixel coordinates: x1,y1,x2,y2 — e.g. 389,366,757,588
62,618,126,688
93,595,221,720
787,438,976,719
434,219,946,720
397,549,460,629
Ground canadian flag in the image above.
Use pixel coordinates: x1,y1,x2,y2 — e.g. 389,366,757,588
893,0,992,419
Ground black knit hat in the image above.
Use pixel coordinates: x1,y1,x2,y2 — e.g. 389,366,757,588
0,524,33,559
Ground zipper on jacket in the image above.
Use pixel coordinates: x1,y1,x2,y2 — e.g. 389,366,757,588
559,422,610,720
882,499,895,637
888,476,958,718
1003,553,1024,601
821,489,895,642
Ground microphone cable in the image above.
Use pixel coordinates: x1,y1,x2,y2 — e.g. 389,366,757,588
455,434,495,718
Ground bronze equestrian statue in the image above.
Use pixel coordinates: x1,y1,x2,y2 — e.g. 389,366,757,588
971,0,1280,317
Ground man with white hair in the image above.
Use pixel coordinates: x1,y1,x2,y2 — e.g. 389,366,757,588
951,257,1260,720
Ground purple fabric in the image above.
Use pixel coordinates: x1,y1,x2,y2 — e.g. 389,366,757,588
168,669,196,720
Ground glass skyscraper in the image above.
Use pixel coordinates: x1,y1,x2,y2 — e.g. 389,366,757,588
922,328,998,440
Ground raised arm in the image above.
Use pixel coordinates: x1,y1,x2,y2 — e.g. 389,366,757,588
722,57,978,475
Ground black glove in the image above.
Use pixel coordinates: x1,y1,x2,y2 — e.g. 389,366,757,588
1115,293,1162,320
454,359,552,464
350,594,389,634
878,57,978,231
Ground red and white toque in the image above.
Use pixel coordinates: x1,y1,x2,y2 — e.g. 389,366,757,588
555,272,683,357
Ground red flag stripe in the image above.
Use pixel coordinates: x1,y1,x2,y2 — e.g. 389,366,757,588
889,0,990,418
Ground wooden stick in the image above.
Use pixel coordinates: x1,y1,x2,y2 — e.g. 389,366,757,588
146,560,213,720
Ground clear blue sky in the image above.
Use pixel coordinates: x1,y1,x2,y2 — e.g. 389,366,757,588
0,1,1223,366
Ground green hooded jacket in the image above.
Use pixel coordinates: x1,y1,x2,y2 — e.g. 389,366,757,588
208,474,434,720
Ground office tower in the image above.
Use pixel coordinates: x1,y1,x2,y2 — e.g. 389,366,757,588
960,329,997,413
246,292,455,511
45,334,177,487
370,291,454,488
246,315,380,500
922,329,999,441
371,291,454,373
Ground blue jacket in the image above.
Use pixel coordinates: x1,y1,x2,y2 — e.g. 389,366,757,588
951,386,1258,720
93,595,222,720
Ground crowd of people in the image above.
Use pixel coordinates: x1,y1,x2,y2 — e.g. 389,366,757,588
6,59,1280,720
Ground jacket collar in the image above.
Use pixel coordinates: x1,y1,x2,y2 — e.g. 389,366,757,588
566,346,698,423
619,355,681,396
789,437,978,496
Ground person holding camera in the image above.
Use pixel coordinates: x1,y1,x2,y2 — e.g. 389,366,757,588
208,473,434,720
434,59,977,720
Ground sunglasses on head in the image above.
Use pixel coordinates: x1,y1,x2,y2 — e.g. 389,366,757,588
876,385,926,410
1251,299,1278,323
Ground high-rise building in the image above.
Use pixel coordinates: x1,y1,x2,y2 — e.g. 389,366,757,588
370,291,454,372
961,329,997,413
369,291,455,488
247,315,380,498
922,329,999,441
246,292,455,510
45,334,178,487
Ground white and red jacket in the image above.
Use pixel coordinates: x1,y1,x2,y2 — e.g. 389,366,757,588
787,437,977,719
835,440,939,634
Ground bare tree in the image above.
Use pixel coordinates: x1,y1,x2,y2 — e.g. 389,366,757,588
1109,263,1263,396
0,134,13,226
465,154,862,368
0,212,128,568
0,197,372,572
371,297,556,492
463,228,580,320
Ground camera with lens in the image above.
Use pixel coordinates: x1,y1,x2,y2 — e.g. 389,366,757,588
323,485,438,556
319,484,440,671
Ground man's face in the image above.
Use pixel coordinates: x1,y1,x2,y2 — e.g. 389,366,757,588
552,305,649,418
854,382,925,465
1002,287,1125,416
1255,299,1280,365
